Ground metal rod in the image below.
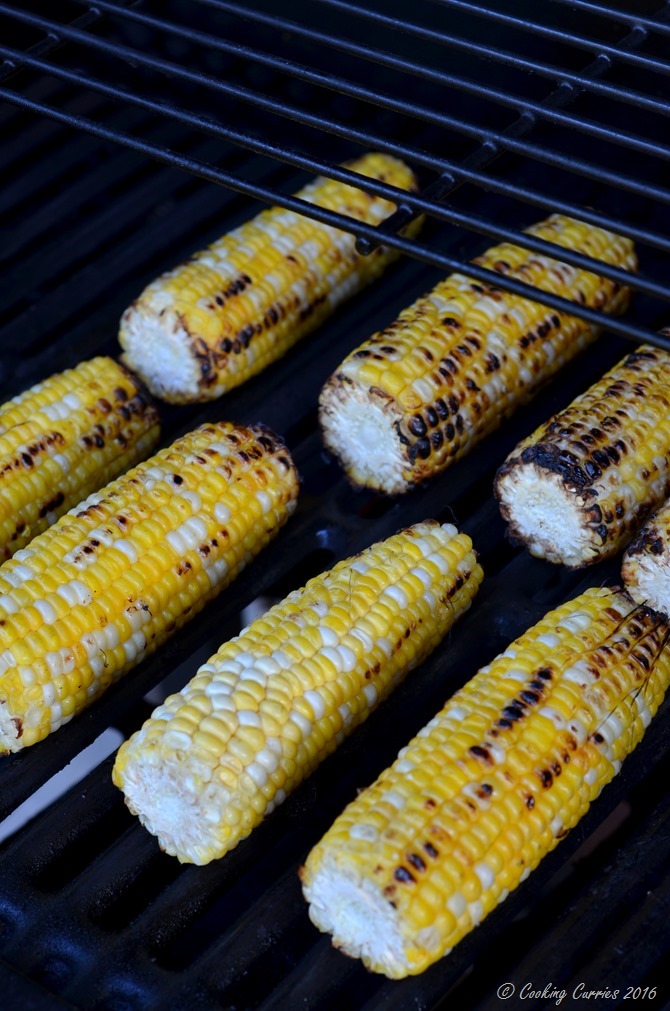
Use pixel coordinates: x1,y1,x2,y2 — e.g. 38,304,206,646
9,2,670,171
547,0,670,37
3,3,669,217
5,42,670,264
425,0,670,77
0,83,665,353
5,41,666,302
173,0,670,119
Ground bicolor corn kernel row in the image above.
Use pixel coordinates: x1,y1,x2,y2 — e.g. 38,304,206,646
496,342,670,567
119,153,420,403
302,587,670,977
113,521,482,865
0,422,299,752
0,357,159,560
320,214,636,494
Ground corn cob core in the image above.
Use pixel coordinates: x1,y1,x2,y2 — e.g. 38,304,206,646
118,153,420,404
113,521,482,865
496,343,670,568
319,214,636,494
302,587,670,978
0,422,298,753
622,498,670,615
0,357,160,560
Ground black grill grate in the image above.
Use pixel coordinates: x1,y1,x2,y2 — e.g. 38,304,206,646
1,2,670,1008
2,1,670,345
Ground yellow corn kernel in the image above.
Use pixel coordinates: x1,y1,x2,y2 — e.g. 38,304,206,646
119,153,420,403
0,357,159,559
302,587,670,977
497,341,670,567
112,520,483,865
320,215,636,494
0,422,298,753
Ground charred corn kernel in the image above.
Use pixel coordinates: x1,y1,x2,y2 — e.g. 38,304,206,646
496,342,670,568
319,214,636,494
0,357,159,560
0,422,299,753
112,520,482,865
302,588,670,978
623,494,670,615
119,153,420,404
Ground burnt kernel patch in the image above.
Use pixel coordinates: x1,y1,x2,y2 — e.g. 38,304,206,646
524,794,535,809
11,717,23,739
520,689,540,705
476,782,493,798
627,528,664,557
469,744,494,765
176,561,192,576
538,769,554,788
442,316,460,327
592,732,605,744
409,415,427,437
424,798,436,810
502,703,524,722
394,867,416,884
537,668,553,681
407,853,426,873
39,491,65,518
424,842,439,859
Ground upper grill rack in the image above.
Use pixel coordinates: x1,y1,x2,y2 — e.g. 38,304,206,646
2,0,670,348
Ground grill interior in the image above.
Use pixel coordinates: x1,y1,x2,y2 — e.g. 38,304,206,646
1,2,670,1008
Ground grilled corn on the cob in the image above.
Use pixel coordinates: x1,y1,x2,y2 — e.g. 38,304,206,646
623,498,670,615
0,357,159,561
118,153,419,404
112,521,482,865
0,422,299,753
319,215,636,494
302,587,670,978
496,343,670,568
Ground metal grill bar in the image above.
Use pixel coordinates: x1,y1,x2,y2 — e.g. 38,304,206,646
356,10,648,253
548,0,670,34
2,4,669,215
426,0,670,75
1,0,670,349
4,43,669,307
49,0,670,166
186,0,669,117
1,83,666,354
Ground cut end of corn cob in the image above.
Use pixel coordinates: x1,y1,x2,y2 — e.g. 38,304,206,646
112,520,482,865
118,153,419,404
302,586,670,977
319,214,636,495
0,357,160,560
623,500,670,616
495,343,670,567
0,421,298,754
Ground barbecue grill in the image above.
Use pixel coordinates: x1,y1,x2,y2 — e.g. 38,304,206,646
1,1,670,1008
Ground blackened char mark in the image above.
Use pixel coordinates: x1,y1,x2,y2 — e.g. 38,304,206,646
626,527,665,558
519,443,589,490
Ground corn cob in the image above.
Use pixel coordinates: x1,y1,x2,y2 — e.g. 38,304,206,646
0,422,298,753
319,214,636,494
495,343,670,568
118,153,420,404
302,587,670,978
622,498,670,615
112,521,482,865
0,357,160,561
